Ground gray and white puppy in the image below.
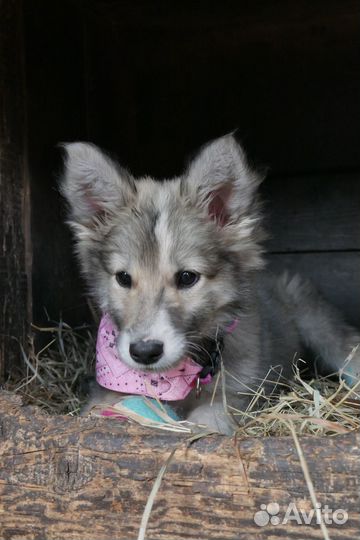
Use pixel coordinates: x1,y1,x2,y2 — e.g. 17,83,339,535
61,135,360,434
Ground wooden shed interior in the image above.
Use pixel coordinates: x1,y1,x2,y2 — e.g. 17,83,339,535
1,0,359,378
1,3,360,539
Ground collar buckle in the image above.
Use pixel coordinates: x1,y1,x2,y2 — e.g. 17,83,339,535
195,376,202,398
198,336,224,379
195,336,224,398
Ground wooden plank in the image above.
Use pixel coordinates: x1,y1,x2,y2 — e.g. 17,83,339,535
84,0,360,177
0,0,30,380
23,0,90,326
266,252,360,327
262,173,360,252
89,0,359,30
0,391,359,539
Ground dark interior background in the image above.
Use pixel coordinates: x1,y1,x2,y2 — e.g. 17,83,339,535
24,0,360,327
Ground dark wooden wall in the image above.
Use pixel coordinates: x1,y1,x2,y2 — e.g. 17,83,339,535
1,0,359,378
22,0,360,329
23,0,89,326
264,173,360,325
84,1,360,176
0,0,30,378
83,0,360,326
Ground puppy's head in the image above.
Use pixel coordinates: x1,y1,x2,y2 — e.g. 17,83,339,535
61,135,264,371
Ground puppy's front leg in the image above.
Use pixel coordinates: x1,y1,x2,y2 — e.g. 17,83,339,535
186,397,236,435
81,379,121,415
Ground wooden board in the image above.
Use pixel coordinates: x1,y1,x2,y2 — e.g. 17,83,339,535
266,252,360,327
262,173,360,252
0,391,359,539
23,0,90,326
0,0,30,379
84,0,360,177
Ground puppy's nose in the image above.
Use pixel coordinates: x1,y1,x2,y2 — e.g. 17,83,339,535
129,340,164,365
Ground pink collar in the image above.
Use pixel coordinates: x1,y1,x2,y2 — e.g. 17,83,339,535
96,313,238,401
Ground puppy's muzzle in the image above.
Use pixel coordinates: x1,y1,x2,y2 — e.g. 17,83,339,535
129,340,164,365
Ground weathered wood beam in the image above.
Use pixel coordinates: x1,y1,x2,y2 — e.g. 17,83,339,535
0,0,30,380
0,392,359,539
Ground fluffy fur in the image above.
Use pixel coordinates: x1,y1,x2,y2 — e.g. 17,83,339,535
61,135,360,434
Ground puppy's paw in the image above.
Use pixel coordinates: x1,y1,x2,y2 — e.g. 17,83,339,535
341,340,360,386
186,401,235,435
81,380,121,415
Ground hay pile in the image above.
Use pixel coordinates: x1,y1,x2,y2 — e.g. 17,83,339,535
6,320,360,436
6,320,95,415
230,362,360,437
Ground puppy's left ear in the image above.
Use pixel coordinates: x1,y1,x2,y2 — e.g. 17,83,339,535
182,134,263,226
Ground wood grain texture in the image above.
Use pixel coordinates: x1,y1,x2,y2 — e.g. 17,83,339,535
263,173,360,252
0,0,30,379
23,0,89,326
0,391,359,540
84,0,360,177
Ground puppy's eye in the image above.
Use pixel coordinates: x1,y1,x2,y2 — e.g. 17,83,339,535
176,270,200,289
116,271,132,288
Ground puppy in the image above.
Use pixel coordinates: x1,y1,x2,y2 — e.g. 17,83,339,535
61,135,360,434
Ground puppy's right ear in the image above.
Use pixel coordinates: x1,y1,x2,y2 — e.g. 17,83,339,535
60,142,135,229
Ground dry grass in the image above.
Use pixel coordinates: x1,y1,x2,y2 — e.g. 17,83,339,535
231,361,360,437
5,320,95,415
5,320,360,436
